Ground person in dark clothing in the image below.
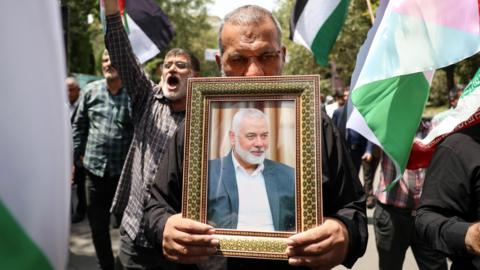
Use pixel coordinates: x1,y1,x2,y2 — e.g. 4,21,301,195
144,5,367,270
72,51,134,270
67,77,87,223
416,123,480,269
332,104,371,174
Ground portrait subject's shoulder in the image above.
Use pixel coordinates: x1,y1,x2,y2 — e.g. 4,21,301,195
265,159,294,174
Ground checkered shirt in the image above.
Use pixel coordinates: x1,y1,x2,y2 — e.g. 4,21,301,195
375,154,424,209
72,79,133,177
105,13,184,247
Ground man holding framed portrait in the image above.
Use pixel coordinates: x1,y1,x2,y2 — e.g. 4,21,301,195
145,5,367,270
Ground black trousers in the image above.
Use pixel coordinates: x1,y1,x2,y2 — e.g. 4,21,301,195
374,203,448,270
362,145,381,197
73,165,86,218
86,170,120,270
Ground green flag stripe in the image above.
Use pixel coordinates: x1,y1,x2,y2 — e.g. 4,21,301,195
352,73,429,173
463,68,480,96
310,0,349,66
0,201,53,270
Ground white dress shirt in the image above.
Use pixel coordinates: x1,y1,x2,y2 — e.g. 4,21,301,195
232,154,274,231
325,102,339,118
68,99,79,120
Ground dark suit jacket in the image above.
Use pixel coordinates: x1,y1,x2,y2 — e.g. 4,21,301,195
207,152,295,231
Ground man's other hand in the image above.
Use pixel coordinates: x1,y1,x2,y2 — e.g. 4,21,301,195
466,222,480,256
286,218,349,270
362,152,372,162
163,214,219,264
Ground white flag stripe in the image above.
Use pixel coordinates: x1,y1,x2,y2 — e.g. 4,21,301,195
292,0,341,47
0,1,70,269
420,88,480,144
126,14,160,63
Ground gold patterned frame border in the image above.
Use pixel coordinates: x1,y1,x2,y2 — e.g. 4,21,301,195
182,75,323,260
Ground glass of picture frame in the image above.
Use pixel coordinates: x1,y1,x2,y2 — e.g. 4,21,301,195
182,75,323,260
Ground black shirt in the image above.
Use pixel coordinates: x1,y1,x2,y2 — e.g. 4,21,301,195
416,124,480,269
145,113,367,269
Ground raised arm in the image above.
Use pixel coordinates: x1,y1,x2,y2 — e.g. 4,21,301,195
104,0,119,15
103,0,152,117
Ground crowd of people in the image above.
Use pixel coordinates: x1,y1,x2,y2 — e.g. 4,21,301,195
67,2,479,270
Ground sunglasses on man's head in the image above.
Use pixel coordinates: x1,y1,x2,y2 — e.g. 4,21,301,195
163,61,189,70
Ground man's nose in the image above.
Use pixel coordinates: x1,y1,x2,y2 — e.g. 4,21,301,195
253,137,265,147
244,58,265,77
166,64,178,73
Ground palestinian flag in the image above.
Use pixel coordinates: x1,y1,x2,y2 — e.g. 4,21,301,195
408,68,480,169
289,0,350,66
346,0,480,184
101,0,175,63
1,1,70,269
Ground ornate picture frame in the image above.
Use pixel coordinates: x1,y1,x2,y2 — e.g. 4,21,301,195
182,75,323,260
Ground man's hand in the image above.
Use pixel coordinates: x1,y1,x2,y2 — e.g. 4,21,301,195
71,166,76,185
362,152,372,162
104,0,119,16
163,214,219,264
465,223,480,255
286,218,349,270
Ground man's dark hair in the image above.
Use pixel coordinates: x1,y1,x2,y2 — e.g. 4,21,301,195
334,88,345,99
164,48,200,73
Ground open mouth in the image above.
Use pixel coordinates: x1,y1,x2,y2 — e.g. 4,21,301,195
167,76,180,87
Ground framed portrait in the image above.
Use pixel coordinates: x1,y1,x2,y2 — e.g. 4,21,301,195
182,75,323,260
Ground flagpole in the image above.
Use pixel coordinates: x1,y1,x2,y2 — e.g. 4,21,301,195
365,0,375,24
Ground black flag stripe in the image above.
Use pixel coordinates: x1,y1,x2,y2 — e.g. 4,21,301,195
125,0,175,51
289,0,308,40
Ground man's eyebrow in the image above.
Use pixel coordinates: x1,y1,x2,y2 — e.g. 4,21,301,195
245,131,269,135
228,52,244,58
259,48,278,54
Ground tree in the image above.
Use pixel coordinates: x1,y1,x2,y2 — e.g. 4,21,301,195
62,0,98,74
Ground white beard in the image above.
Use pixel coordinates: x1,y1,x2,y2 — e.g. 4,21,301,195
234,139,266,165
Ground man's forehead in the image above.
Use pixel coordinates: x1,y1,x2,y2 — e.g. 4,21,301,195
240,117,268,129
221,21,279,51
165,54,189,62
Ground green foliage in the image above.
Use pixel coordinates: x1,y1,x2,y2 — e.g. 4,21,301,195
62,0,98,74
429,70,448,106
455,53,480,85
